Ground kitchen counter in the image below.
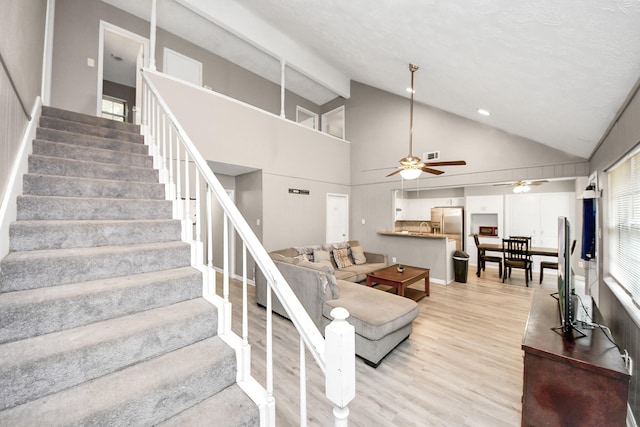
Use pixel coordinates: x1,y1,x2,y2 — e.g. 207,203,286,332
378,231,447,239
377,231,458,285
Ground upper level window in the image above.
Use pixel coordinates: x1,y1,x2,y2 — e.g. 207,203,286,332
101,96,127,122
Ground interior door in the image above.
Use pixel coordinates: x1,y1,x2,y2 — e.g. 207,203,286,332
326,193,349,243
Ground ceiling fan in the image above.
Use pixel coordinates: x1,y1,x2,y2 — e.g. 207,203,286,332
386,63,466,179
494,180,549,193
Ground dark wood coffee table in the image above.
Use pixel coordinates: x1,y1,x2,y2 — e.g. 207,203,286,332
366,264,430,301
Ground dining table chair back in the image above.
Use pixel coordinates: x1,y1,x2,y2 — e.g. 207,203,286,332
474,234,502,278
502,237,533,286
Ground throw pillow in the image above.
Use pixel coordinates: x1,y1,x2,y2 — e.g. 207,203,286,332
351,245,367,265
333,247,353,269
313,250,332,264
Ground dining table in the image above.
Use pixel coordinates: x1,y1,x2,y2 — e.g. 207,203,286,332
475,242,558,278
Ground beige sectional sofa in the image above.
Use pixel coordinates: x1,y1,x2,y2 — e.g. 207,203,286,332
255,240,420,367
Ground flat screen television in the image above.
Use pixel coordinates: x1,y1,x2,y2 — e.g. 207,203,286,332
555,216,582,338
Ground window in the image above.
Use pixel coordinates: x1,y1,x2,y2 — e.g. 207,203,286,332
321,106,345,139
608,145,640,302
296,106,318,130
101,96,127,122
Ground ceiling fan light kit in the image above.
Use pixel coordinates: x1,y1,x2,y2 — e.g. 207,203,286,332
494,180,548,193
387,64,466,180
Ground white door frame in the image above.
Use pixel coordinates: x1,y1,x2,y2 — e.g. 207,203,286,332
326,193,349,243
97,21,149,120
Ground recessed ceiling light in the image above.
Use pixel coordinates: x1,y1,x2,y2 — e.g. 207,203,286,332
477,108,490,116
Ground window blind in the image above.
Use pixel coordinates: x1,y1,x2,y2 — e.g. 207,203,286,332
608,147,640,302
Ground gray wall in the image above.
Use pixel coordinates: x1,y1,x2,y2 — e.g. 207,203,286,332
1,0,47,206
236,170,263,277
51,0,323,121
588,82,640,420
147,72,351,252
346,80,589,263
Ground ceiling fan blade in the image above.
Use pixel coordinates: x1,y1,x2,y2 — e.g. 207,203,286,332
493,183,515,187
421,166,445,175
528,180,549,186
422,160,467,167
386,168,404,177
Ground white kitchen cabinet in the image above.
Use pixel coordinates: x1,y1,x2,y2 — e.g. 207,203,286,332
505,192,575,271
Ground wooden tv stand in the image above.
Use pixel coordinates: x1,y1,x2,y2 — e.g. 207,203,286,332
521,290,630,427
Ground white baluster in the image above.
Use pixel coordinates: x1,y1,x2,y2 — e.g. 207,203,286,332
266,280,276,423
193,168,203,265
183,151,191,242
206,186,215,297
238,243,251,381
175,138,182,220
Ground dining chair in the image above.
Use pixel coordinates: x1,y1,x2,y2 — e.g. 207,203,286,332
474,234,502,278
502,237,533,286
510,235,533,280
540,239,576,283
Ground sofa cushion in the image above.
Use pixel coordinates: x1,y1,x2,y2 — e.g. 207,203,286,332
313,250,332,267
294,245,321,261
324,281,419,341
293,258,339,299
351,245,367,265
339,262,387,282
270,253,294,263
333,247,353,268
334,269,357,282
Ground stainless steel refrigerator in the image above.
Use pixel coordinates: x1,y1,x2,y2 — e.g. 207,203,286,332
431,207,465,251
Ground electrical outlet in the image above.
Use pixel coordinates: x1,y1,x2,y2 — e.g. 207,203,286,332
392,257,397,263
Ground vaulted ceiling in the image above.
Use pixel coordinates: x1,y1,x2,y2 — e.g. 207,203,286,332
102,0,640,159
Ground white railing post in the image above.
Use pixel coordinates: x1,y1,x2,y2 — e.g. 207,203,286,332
205,186,216,298
222,214,232,334
193,168,203,264
325,307,355,427
174,138,182,220
238,243,251,381
165,125,176,200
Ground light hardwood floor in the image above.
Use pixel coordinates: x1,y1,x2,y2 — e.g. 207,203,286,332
223,267,558,426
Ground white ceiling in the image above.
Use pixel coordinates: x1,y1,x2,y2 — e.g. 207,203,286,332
101,0,640,159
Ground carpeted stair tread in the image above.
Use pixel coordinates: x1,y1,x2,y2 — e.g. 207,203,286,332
28,155,158,183
33,139,152,168
0,241,191,292
0,336,235,426
42,106,140,134
39,116,144,143
9,219,182,251
36,127,147,154
23,174,165,199
16,195,172,220
0,298,218,411
0,267,203,343
159,384,259,426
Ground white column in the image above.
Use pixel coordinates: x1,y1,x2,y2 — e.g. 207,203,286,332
149,0,157,71
280,59,286,118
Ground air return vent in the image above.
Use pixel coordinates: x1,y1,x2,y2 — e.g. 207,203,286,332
423,151,440,162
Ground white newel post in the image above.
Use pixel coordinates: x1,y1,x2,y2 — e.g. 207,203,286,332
325,307,355,427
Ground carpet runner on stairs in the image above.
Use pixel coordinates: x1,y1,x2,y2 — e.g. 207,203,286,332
0,107,259,426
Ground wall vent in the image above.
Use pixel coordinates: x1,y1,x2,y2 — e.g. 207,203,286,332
423,151,440,162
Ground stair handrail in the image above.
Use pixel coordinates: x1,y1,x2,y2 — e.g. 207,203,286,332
140,68,355,426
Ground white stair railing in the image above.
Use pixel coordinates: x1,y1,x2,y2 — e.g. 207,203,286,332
140,69,355,426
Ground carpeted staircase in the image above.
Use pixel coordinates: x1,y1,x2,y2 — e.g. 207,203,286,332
0,107,259,426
